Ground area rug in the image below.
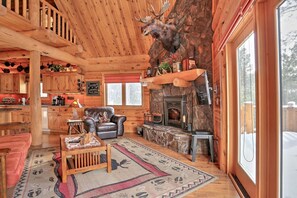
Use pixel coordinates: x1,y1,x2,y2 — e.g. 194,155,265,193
13,138,215,198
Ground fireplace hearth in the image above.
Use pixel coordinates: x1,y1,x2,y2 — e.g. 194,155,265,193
164,95,187,128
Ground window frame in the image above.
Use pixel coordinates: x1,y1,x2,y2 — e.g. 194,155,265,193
105,82,143,107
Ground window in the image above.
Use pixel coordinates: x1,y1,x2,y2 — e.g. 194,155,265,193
126,83,142,105
278,0,297,197
237,32,256,183
105,73,142,106
107,83,122,105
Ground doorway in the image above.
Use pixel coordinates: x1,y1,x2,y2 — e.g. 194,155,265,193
227,13,257,197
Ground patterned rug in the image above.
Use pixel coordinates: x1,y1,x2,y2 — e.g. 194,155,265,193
13,138,215,198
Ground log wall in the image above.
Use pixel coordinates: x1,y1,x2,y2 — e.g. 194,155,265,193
83,69,150,134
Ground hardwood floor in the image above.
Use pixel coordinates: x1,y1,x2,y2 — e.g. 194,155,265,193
35,133,240,198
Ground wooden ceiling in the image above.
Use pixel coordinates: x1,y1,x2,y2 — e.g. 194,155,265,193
54,0,176,58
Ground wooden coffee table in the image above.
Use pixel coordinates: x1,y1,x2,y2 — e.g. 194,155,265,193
60,135,111,183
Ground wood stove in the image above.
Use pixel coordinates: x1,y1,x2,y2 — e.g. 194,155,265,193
163,95,187,128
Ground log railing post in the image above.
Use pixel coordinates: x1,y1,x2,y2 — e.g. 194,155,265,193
29,0,40,26
22,0,27,18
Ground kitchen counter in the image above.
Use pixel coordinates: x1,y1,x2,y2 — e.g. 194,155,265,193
0,108,22,112
0,104,84,108
0,104,57,108
0,108,22,123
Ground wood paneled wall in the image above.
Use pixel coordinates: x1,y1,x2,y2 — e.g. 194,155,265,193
83,66,150,133
212,0,250,172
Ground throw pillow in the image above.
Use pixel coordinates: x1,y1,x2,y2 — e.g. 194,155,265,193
102,111,110,123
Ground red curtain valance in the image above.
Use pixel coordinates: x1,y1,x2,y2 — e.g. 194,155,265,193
104,73,141,83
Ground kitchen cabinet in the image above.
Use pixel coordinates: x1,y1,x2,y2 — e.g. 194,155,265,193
0,74,27,94
42,72,84,93
11,106,30,122
0,74,14,93
42,74,52,92
48,106,84,133
13,74,27,93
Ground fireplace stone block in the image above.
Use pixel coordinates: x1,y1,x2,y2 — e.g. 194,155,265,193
143,124,191,154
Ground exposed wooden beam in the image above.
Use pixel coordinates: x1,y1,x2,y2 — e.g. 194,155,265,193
0,25,88,68
59,44,84,54
0,50,29,59
0,45,84,60
147,82,162,90
173,78,192,87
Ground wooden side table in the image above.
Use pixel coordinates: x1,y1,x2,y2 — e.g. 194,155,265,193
191,131,214,162
67,119,84,135
60,135,111,183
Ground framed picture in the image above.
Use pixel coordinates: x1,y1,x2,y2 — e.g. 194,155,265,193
86,81,100,96
172,62,178,72
188,59,197,70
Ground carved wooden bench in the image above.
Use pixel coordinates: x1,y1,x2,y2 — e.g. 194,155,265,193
0,132,31,198
0,122,30,136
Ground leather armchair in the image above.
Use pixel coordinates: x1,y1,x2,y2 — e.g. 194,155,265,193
83,107,126,139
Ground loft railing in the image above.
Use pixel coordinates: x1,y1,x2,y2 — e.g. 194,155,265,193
39,0,76,44
1,0,77,44
1,0,29,19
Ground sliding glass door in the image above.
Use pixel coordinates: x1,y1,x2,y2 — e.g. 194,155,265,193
237,33,256,184
278,0,297,197
227,15,257,197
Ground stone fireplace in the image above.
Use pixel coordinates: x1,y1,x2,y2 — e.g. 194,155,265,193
164,95,187,128
144,0,214,155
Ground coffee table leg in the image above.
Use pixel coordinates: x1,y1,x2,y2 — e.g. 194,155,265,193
106,144,111,173
61,151,67,183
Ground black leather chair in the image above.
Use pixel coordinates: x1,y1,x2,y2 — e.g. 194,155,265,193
83,107,126,139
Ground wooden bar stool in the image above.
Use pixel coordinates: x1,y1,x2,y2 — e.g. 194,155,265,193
67,119,84,135
191,131,214,162
0,122,30,136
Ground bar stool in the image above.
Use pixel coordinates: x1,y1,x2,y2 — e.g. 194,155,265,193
191,131,214,162
67,119,84,135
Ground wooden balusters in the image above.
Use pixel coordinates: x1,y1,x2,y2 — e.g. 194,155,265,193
3,0,29,19
14,0,19,14
41,2,46,28
52,10,56,33
39,0,76,44
58,15,61,37
22,0,27,18
6,0,11,10
61,17,65,38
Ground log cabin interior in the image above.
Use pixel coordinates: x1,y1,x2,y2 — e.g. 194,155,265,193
0,0,296,197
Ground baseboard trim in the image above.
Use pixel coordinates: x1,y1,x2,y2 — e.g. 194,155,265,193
228,173,250,198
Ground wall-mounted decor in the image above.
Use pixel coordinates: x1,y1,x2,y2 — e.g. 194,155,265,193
86,81,100,96
136,0,181,53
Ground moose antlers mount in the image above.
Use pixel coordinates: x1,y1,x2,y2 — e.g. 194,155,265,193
136,0,180,53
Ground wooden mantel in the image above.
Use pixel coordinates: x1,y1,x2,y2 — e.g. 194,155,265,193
140,69,206,88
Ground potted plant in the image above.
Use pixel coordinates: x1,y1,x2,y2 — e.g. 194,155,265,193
49,64,64,72
158,62,172,75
